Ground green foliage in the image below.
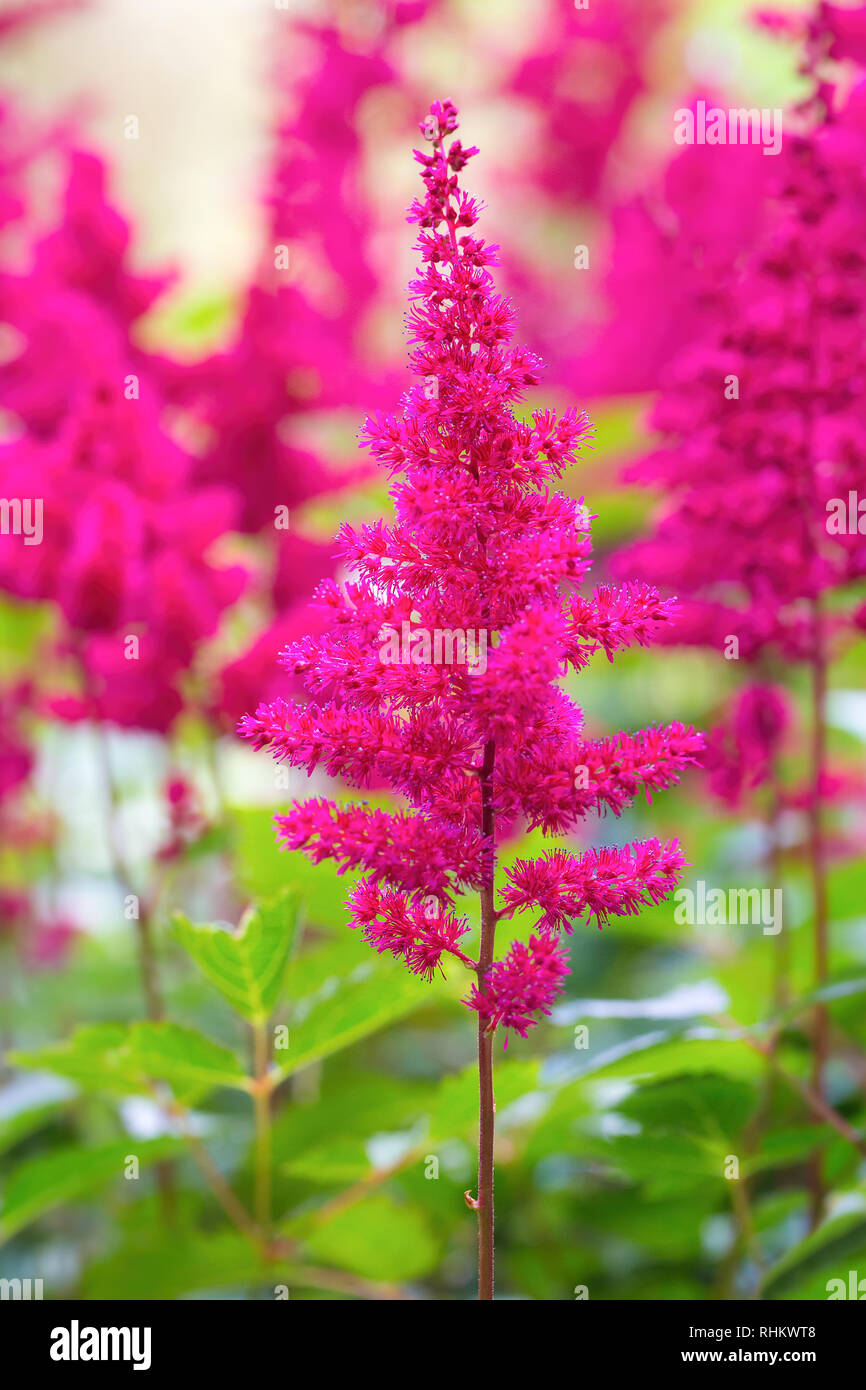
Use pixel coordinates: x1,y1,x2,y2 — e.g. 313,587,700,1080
582,1034,765,1084
83,1230,266,1301
763,1207,866,1299
0,1139,183,1243
11,1021,247,1102
6,755,865,1301
232,808,359,928
5,604,866,1300
0,595,54,679
9,1024,150,1097
123,1022,249,1096
277,958,447,1078
0,1101,69,1160
1,879,479,1296
303,1194,439,1282
426,1060,542,1142
174,887,301,1022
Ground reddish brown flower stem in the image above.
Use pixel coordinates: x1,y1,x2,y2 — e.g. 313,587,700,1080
428,118,498,1299
476,736,496,1300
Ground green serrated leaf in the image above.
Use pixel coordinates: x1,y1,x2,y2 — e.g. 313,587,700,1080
0,1138,182,1243
174,887,300,1022
83,1231,266,1300
581,1033,765,1084
762,1206,866,1299
619,1073,756,1139
7,1024,144,1097
283,1138,371,1184
0,1100,68,1158
122,1022,249,1095
276,961,440,1078
303,1194,438,1282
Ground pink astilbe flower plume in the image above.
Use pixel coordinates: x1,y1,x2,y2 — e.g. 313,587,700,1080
275,798,489,897
241,101,700,1298
466,933,572,1040
347,881,475,981
500,839,687,934
567,582,681,665
241,95,700,1026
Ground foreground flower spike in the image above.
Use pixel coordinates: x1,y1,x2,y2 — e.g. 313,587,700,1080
241,100,701,1299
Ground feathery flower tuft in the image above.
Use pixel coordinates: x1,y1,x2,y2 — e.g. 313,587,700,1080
241,101,700,1040
501,839,687,933
347,881,475,980
466,934,571,1039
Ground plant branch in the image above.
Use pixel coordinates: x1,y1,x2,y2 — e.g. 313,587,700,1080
167,1101,260,1246
721,1022,866,1158
308,1149,421,1229
252,1018,273,1240
264,1243,413,1301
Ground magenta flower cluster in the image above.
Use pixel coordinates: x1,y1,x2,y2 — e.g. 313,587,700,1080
241,99,702,1037
617,5,866,810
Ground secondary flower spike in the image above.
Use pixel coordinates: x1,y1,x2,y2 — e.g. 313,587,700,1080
240,99,702,1041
